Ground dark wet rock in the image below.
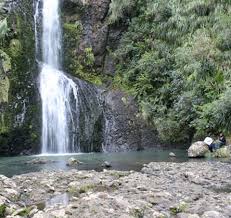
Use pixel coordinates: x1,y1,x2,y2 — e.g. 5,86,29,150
63,0,119,74
102,161,111,168
188,141,209,157
103,90,159,152
20,148,33,156
69,79,160,153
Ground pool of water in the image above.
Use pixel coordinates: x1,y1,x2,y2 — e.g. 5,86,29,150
0,148,228,177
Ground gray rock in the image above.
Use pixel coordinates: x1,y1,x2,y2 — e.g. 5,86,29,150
188,141,209,157
29,208,39,217
152,211,166,217
12,208,28,216
169,152,176,157
49,208,67,218
5,206,14,216
4,188,19,200
102,90,159,152
66,157,80,166
33,211,49,218
0,195,7,205
2,161,230,217
102,161,112,168
202,211,225,218
177,213,200,218
25,158,55,165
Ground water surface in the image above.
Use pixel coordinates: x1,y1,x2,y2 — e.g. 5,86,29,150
0,148,229,177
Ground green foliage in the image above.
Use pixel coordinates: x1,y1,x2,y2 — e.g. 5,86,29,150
109,0,135,23
8,39,22,58
212,146,231,158
68,184,95,196
130,207,144,218
195,88,231,134
0,50,11,105
114,0,231,143
0,18,8,38
63,20,111,86
170,201,188,215
0,76,9,103
0,49,11,73
16,207,31,217
84,47,95,66
0,204,6,218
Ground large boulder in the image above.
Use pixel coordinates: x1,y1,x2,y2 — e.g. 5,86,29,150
188,141,209,158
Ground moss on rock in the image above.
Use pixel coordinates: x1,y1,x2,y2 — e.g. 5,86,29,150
0,50,10,104
0,49,11,73
0,76,9,103
63,18,110,86
212,146,231,158
0,0,41,155
8,39,22,58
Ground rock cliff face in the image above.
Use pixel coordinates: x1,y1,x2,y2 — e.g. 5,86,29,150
0,0,40,155
62,0,126,81
68,78,159,153
103,90,159,152
0,0,160,155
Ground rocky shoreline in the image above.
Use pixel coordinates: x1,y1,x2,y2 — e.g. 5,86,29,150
0,161,231,217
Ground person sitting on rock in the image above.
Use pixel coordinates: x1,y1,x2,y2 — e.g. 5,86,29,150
209,133,226,152
218,132,226,147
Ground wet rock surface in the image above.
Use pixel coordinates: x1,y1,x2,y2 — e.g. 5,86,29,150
66,158,81,166
0,161,231,217
103,90,159,152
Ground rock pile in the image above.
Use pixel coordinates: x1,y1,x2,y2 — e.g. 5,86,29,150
0,161,230,217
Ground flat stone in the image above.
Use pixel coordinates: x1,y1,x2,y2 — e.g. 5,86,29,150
50,208,67,217
177,213,200,218
32,211,49,218
202,211,225,218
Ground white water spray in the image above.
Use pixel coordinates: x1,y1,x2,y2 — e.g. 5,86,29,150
36,0,79,153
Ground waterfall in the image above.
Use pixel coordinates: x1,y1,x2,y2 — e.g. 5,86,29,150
35,0,79,154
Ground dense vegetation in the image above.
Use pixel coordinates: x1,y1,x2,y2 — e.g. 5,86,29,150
110,0,231,143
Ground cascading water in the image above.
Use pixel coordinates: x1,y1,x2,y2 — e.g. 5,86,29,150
35,0,79,154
